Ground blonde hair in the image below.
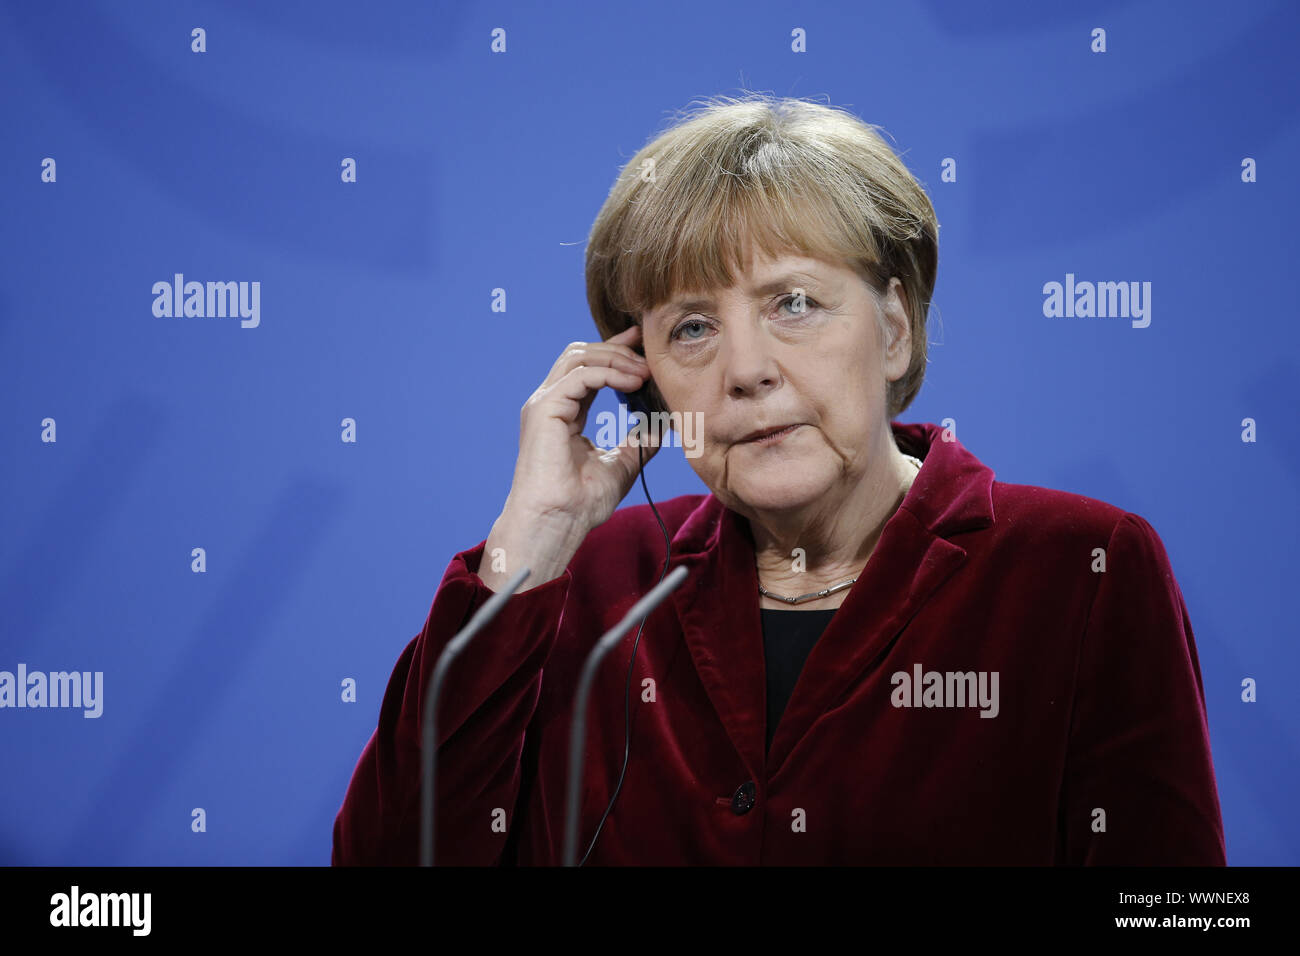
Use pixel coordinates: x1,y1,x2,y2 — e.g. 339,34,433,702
585,92,939,420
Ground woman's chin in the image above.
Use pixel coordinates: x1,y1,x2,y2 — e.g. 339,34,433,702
726,475,828,515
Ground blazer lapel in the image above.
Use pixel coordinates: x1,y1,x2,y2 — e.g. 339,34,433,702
763,514,967,773
669,498,768,777
666,422,996,781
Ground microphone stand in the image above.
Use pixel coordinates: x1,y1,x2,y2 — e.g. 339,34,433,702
421,565,532,866
562,564,689,866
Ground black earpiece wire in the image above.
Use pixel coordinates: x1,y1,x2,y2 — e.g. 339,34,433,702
577,431,671,866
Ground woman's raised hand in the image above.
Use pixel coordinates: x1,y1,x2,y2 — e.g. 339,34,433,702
479,325,659,592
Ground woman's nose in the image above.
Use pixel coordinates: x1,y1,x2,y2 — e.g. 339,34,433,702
718,311,782,399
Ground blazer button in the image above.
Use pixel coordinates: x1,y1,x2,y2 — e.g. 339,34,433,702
730,781,756,815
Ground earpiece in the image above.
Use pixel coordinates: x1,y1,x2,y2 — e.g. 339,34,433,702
613,336,653,418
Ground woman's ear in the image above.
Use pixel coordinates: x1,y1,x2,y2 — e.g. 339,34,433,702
881,278,912,369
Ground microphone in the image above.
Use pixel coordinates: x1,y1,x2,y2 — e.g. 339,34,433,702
562,564,689,866
421,565,532,867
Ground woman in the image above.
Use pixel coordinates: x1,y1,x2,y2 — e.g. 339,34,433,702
332,94,1225,865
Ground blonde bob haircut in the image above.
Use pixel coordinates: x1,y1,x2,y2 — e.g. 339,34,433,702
585,92,939,421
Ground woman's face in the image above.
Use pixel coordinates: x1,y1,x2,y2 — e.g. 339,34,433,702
640,248,912,518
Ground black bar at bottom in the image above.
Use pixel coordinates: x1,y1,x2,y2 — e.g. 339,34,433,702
0,864,1283,941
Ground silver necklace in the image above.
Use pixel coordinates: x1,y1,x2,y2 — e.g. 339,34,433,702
757,454,922,606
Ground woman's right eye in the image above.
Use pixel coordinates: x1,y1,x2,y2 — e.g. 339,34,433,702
671,319,710,341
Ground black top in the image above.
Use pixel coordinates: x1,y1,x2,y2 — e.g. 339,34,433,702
760,607,838,757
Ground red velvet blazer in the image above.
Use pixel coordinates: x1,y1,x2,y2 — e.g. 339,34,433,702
332,421,1226,865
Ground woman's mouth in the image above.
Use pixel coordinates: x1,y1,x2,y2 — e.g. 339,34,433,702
743,424,803,445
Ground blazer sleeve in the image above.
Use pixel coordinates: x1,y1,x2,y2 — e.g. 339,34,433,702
331,541,570,866
1060,512,1226,865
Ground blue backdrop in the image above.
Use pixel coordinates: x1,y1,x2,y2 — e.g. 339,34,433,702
1,0,1295,866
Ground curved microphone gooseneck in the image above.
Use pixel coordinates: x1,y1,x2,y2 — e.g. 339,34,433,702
421,565,532,866
563,562,688,866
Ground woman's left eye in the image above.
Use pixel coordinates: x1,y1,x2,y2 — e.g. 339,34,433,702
777,294,819,316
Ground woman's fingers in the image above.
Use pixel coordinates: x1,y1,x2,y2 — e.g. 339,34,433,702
530,363,647,430
540,332,647,389
503,324,657,537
